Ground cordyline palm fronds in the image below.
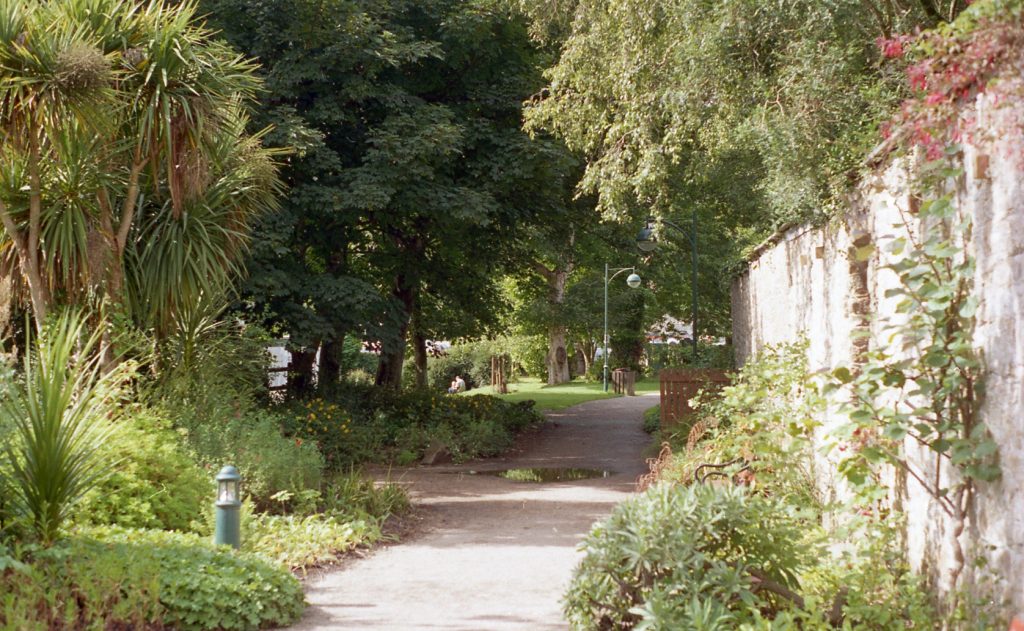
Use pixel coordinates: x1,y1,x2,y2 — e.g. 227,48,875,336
0,0,280,333
1,309,127,545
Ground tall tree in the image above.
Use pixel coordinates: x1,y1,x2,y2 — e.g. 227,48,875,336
208,0,583,390
521,0,958,336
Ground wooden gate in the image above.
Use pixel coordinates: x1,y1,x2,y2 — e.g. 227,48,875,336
659,369,731,432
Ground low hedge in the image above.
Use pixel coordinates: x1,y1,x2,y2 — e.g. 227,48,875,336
281,387,544,468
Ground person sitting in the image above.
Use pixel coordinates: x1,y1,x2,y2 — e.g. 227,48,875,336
447,375,466,394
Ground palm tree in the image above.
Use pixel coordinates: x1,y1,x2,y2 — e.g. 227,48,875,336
0,0,280,333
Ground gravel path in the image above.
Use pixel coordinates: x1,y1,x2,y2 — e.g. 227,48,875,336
290,393,659,631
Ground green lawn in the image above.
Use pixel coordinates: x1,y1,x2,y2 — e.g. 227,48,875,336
466,376,659,412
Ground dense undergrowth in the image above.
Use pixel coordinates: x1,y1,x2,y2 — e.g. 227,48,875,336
0,303,535,628
1,527,305,630
566,342,941,629
280,386,544,468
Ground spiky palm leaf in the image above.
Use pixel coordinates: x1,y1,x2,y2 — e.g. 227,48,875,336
0,0,278,330
0,309,126,545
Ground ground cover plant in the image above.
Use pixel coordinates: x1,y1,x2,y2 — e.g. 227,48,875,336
0,528,305,630
237,470,410,571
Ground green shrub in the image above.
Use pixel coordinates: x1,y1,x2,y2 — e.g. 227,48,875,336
660,340,824,509
144,313,323,512
642,404,660,434
182,409,324,512
509,334,548,379
320,470,410,520
812,525,936,629
427,340,503,391
150,304,273,414
564,483,815,630
281,388,543,467
77,409,210,532
0,527,304,630
646,342,734,371
243,508,379,571
629,339,941,629
281,398,359,468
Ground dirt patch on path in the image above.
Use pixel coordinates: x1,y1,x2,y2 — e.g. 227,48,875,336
291,394,659,631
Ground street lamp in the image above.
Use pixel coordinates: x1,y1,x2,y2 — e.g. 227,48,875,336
603,264,642,392
637,213,698,360
214,465,242,548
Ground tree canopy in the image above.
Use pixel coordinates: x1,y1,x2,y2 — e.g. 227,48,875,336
524,0,957,229
205,0,591,389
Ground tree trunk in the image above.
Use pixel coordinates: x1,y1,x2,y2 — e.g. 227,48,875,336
547,325,571,385
572,341,590,376
409,296,429,389
412,331,428,389
288,347,318,397
318,333,344,391
375,275,417,390
541,263,572,385
375,344,405,388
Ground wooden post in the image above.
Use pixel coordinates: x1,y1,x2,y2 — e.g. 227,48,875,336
491,355,508,394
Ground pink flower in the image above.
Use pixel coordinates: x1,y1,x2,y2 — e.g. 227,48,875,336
907,65,928,90
876,34,912,59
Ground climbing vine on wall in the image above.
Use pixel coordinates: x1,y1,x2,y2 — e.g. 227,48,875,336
827,174,999,600
828,1,1020,600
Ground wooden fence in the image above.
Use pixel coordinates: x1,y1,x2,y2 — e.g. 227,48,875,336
659,369,731,432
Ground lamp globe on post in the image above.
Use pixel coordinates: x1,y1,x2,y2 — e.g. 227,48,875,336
636,220,658,253
214,465,242,549
603,267,642,392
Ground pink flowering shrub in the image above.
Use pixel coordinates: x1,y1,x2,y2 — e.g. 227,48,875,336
878,2,1024,158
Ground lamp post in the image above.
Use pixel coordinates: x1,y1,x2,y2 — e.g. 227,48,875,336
603,264,642,392
637,212,698,361
214,465,242,548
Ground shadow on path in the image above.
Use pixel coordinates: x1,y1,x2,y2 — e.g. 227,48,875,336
290,393,659,631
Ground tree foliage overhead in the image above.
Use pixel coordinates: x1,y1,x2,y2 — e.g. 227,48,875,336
524,0,957,232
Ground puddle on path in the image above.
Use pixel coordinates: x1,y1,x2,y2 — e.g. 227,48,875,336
454,467,613,483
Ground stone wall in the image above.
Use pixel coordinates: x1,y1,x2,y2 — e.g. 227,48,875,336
731,99,1024,613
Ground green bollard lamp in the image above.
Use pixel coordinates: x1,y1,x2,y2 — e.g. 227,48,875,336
214,465,242,548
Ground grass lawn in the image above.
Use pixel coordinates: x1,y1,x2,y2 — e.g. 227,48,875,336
465,376,659,412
